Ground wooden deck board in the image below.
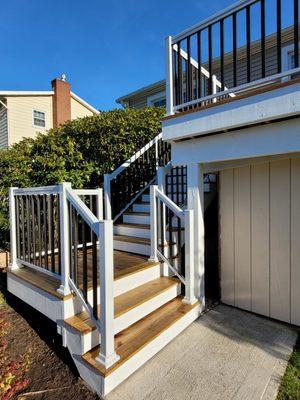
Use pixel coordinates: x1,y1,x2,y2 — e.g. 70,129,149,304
9,250,160,300
82,297,200,377
65,277,179,334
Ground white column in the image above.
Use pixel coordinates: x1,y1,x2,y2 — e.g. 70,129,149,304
57,182,72,296
104,174,112,220
166,35,174,116
9,187,19,270
149,185,159,262
183,209,197,305
187,163,205,309
96,188,103,220
96,219,120,368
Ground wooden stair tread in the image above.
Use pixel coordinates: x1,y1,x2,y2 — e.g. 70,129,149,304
114,223,150,230
124,211,149,216
82,297,200,377
114,235,150,245
65,277,179,334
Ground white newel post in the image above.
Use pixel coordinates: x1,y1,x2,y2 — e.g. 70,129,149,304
96,220,120,368
212,75,218,103
104,174,112,220
57,182,72,296
149,185,158,262
187,163,205,309
9,187,19,270
96,188,103,220
166,35,174,116
183,209,197,305
157,167,168,274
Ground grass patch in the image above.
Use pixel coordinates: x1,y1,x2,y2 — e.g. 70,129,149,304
277,334,300,400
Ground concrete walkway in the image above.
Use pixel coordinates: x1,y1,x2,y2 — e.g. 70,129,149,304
107,305,297,400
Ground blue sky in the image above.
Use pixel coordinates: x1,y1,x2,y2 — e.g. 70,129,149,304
1,0,235,110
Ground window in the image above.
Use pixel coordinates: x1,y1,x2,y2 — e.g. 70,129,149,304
282,44,300,71
147,91,166,108
33,110,46,127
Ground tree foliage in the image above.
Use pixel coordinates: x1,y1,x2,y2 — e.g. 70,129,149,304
0,107,164,249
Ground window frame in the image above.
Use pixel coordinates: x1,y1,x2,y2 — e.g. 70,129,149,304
32,109,46,129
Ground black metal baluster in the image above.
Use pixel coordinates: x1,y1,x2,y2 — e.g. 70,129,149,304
21,196,25,261
57,195,62,275
31,196,36,265
197,31,202,99
177,42,182,105
294,0,299,69
26,196,31,263
261,0,266,78
277,0,282,73
187,36,192,103
82,220,88,301
73,209,78,286
160,200,164,257
246,5,251,83
208,25,213,95
50,195,55,273
92,230,98,319
37,196,42,267
43,195,48,270
220,19,225,91
176,167,179,205
233,12,237,87
16,196,20,258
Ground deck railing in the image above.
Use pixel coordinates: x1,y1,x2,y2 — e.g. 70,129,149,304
9,183,119,369
166,0,300,114
104,133,171,221
149,185,196,305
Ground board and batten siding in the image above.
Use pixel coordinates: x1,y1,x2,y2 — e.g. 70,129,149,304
220,159,300,325
0,105,8,149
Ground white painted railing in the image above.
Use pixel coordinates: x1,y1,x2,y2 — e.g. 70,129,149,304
9,183,119,369
149,185,197,305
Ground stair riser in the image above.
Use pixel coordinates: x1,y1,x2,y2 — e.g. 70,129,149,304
113,239,151,256
113,225,150,239
123,214,150,225
142,194,150,202
78,303,201,396
132,203,150,213
79,283,181,354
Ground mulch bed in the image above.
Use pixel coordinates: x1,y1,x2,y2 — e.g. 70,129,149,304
0,270,100,400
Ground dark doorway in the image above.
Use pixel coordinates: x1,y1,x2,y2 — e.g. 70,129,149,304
204,178,220,304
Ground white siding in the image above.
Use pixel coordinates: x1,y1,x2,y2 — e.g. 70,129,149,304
71,97,95,120
6,95,53,146
0,105,8,149
220,158,300,325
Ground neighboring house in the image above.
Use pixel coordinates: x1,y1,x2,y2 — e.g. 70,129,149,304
0,76,99,149
6,0,300,397
116,80,166,109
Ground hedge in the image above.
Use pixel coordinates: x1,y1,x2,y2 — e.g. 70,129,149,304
0,107,165,249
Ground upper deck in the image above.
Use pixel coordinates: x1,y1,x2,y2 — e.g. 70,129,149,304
163,0,300,140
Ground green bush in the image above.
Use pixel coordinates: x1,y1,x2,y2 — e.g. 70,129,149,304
0,107,164,249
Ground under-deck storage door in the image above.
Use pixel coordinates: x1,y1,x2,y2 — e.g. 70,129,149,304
220,158,300,325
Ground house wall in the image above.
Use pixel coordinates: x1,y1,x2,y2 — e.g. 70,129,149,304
71,97,95,119
219,158,300,326
6,95,53,146
0,105,8,149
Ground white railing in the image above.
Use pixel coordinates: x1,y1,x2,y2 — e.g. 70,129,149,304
104,132,169,221
149,185,197,305
9,183,119,369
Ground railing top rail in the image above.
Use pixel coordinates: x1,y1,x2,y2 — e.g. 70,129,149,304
108,132,162,181
14,185,59,196
74,188,102,196
66,188,99,233
171,0,258,43
154,186,185,219
173,66,300,111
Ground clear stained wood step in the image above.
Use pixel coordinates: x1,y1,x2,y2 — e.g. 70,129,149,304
82,297,200,377
65,277,179,335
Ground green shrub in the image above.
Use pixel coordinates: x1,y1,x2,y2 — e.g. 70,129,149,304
0,107,164,249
